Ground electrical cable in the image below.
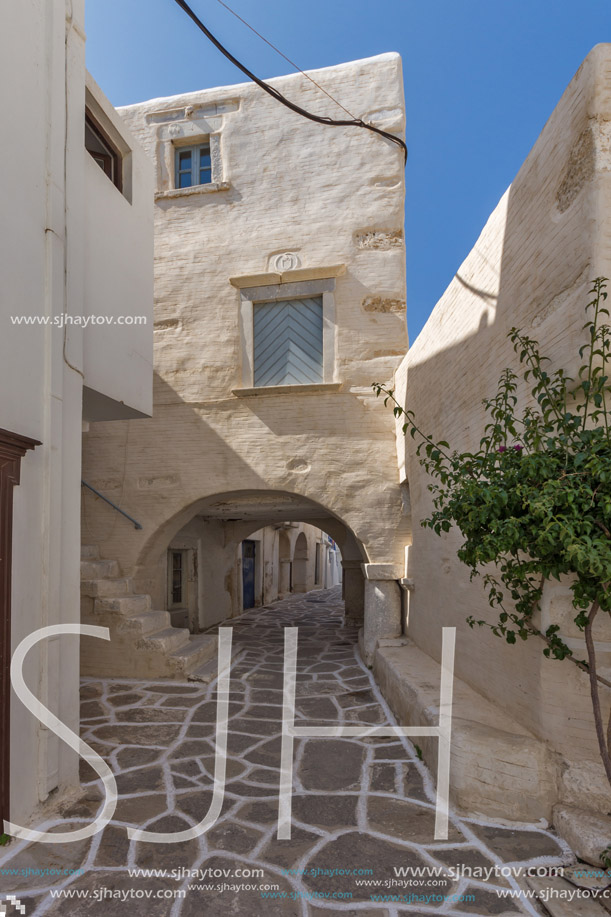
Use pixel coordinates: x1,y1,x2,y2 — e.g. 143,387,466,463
213,0,358,121
172,0,408,163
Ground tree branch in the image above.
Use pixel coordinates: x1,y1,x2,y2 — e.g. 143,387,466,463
584,601,611,783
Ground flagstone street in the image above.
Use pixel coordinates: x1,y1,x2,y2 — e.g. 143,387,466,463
0,589,568,916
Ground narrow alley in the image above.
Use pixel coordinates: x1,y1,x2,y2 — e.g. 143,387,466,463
0,589,567,916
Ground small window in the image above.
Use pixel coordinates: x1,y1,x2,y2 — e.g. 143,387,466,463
253,297,323,387
175,143,212,189
85,112,122,191
168,549,187,608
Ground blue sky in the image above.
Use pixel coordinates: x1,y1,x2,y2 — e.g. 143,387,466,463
85,0,611,342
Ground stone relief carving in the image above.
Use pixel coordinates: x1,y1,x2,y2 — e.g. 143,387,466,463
270,252,302,272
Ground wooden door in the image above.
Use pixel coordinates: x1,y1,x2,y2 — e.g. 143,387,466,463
242,540,256,610
0,429,40,831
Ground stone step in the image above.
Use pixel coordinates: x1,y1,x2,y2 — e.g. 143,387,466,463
526,876,608,916
80,545,216,681
120,609,171,636
170,634,218,677
81,545,100,560
81,577,132,598
80,559,120,580
141,626,191,655
187,656,219,684
93,594,151,616
187,641,232,684
553,806,611,868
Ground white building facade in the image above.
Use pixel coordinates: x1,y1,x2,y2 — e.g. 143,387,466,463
0,0,153,830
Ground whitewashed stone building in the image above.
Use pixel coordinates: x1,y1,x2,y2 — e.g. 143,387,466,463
81,54,410,676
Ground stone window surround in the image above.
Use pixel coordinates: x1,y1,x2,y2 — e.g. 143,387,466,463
154,120,227,200
230,266,345,393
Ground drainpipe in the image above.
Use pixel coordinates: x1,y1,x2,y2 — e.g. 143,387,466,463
397,577,414,636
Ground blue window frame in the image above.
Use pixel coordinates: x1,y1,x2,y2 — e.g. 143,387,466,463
175,143,212,189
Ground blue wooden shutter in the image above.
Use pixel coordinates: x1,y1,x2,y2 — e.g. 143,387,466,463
253,297,323,386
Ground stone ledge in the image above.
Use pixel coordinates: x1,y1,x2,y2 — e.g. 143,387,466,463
232,383,342,397
526,876,608,916
362,562,404,581
155,181,230,200
229,264,346,288
553,806,611,867
372,641,561,822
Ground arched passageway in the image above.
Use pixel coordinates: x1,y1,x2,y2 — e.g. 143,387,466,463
237,522,342,610
135,489,366,632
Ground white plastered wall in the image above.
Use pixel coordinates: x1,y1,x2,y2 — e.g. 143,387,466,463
0,0,153,827
395,44,611,810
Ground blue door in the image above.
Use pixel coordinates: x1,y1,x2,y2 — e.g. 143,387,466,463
242,540,256,609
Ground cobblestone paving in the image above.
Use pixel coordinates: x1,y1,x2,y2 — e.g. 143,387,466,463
0,588,571,916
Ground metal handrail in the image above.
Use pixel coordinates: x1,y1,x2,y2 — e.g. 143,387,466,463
81,480,143,530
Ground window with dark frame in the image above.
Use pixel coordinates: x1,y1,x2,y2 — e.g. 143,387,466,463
171,550,184,606
175,143,212,189
85,111,122,191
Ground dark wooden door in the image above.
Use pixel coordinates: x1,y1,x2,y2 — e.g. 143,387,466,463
242,540,256,610
0,429,40,831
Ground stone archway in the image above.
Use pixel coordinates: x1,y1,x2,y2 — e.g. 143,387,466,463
130,489,368,631
82,482,407,664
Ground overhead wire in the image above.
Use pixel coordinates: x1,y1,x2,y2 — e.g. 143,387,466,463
171,0,408,163
213,0,358,121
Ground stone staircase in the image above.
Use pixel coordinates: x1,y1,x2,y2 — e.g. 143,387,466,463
80,545,217,681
